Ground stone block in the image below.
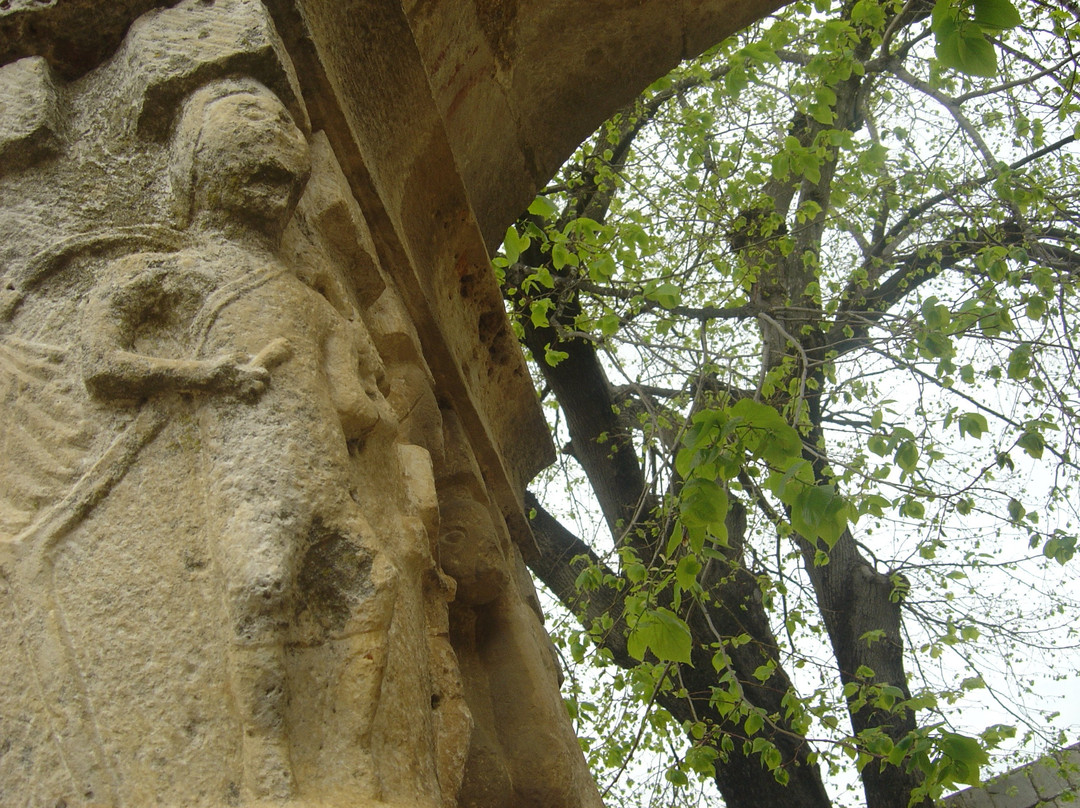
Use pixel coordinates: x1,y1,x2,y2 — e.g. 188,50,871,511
0,55,60,168
1061,747,1080,789
987,771,1041,808
115,0,308,140
948,784,997,808
1030,755,1072,801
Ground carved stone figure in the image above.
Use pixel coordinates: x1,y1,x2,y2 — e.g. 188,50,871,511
435,410,601,808
79,77,398,802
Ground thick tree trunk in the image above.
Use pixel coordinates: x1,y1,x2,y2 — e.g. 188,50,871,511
797,529,931,808
510,271,831,805
737,15,934,799
750,314,931,808
528,497,833,808
799,361,931,808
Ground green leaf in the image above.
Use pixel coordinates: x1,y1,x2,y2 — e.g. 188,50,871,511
859,494,891,517
685,744,718,775
939,732,989,785
958,413,988,439
752,663,775,682
552,241,577,270
1025,296,1046,321
543,345,569,366
529,298,553,328
973,0,1022,30
729,399,803,466
888,732,916,765
665,767,689,787
1043,536,1076,564
901,498,925,519
675,447,696,479
921,296,951,329
935,29,965,71
744,711,765,736
650,282,682,309
800,155,822,184
725,64,749,97
920,331,953,359
810,102,835,126
770,459,816,505
931,0,955,33
791,484,849,546
503,226,523,263
680,478,729,536
1007,498,1025,522
527,195,560,219
598,313,620,336
588,253,616,281
675,555,703,590
895,441,919,473
531,266,555,289
954,30,999,77
1017,430,1044,459
1007,344,1032,380
933,6,999,77
627,607,693,664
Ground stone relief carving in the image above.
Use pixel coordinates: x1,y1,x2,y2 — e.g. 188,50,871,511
0,72,406,805
0,33,412,808
435,409,595,808
77,77,401,802
0,1,603,806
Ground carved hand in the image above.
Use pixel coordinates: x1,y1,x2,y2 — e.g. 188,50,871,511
250,337,293,370
205,339,292,400
206,353,271,399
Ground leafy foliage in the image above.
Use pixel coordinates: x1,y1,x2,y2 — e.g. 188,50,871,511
500,0,1080,805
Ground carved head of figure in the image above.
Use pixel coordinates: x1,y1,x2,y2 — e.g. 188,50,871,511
169,78,311,240
439,494,510,606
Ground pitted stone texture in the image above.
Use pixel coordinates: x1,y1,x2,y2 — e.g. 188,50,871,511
1066,748,1080,788
400,0,791,250
0,0,605,805
435,408,600,808
943,744,1080,808
987,772,1041,808
2,3,433,805
116,0,309,139
0,0,172,78
0,56,60,167
1030,759,1071,802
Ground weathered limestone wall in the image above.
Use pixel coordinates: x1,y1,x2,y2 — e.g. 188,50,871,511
400,0,789,249
0,0,784,806
943,744,1080,808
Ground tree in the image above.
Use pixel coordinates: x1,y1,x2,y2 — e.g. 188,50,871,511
497,0,1080,806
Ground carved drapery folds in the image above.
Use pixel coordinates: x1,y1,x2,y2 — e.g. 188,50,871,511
0,1,595,806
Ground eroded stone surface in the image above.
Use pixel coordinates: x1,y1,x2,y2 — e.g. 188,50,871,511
943,744,1080,808
0,2,580,805
0,55,60,166
401,0,791,249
